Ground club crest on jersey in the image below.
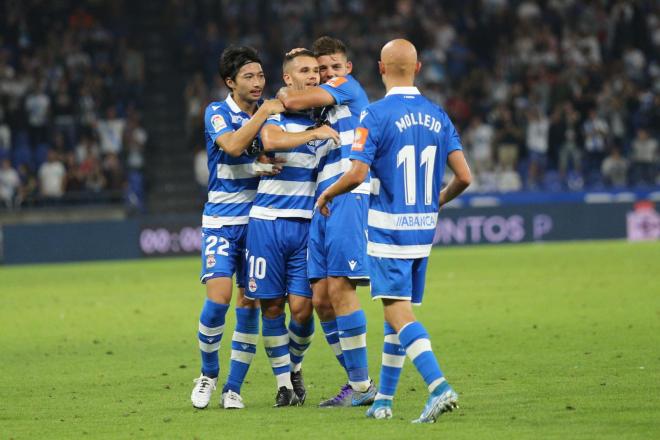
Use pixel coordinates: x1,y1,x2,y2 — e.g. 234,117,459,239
352,127,368,151
206,254,216,268
326,76,347,88
211,114,227,132
248,277,257,292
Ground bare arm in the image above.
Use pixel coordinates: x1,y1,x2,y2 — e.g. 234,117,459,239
439,150,472,207
276,86,336,111
317,160,370,216
215,99,284,157
261,124,340,151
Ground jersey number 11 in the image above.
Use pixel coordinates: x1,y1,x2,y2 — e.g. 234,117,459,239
397,144,437,206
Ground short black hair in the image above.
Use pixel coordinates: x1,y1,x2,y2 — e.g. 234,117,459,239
218,46,262,87
282,48,315,70
312,36,348,57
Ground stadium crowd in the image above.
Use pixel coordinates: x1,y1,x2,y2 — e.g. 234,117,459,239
180,0,659,192
0,1,146,210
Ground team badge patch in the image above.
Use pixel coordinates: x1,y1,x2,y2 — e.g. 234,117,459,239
248,277,257,292
211,114,227,132
326,76,347,88
352,127,368,151
206,254,216,268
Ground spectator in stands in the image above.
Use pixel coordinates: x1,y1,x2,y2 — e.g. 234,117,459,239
38,150,66,200
631,129,659,185
123,113,147,171
0,159,20,208
25,81,50,148
103,153,125,194
526,107,550,188
194,145,208,196
557,102,583,180
96,107,126,155
465,115,495,174
582,109,609,176
601,148,629,188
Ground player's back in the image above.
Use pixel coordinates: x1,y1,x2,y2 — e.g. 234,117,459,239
358,87,462,258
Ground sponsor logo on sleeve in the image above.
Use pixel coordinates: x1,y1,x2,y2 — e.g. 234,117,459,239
326,76,348,88
211,114,227,132
352,127,368,151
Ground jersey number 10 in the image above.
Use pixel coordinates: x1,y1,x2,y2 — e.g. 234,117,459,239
397,144,437,206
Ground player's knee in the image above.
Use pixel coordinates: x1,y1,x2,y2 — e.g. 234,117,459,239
261,298,285,318
312,295,334,321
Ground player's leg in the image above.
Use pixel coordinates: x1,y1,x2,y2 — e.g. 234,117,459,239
191,227,238,409
288,294,314,405
312,279,345,369
246,218,297,406
365,255,410,419
222,287,259,409
382,259,458,423
285,223,315,405
326,193,374,403
262,297,298,407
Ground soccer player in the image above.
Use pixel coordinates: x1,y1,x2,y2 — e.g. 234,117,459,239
277,37,376,407
316,39,472,423
191,46,286,410
245,49,340,407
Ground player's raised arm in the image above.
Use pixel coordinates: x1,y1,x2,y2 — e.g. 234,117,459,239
215,99,283,157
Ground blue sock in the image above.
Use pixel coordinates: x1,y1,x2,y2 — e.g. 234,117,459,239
262,314,292,389
320,319,347,371
224,307,259,394
336,310,370,390
198,299,229,378
375,322,406,402
398,321,446,394
288,317,314,372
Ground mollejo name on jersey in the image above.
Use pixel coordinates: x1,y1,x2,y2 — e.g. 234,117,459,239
394,112,442,133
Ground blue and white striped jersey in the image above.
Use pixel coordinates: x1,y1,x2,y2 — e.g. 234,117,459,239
316,74,370,198
202,94,260,228
349,87,463,259
250,112,325,220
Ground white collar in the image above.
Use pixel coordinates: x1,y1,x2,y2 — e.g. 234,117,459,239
386,86,420,96
225,93,242,113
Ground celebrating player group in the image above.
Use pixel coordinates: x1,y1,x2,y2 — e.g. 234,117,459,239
190,36,472,424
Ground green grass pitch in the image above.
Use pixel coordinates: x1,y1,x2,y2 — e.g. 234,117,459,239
1,240,659,439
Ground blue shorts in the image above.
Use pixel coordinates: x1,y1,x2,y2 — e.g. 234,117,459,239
200,225,247,288
368,255,428,305
308,192,369,282
244,217,312,300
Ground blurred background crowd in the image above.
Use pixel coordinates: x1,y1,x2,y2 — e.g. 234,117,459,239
0,1,146,209
177,0,659,194
1,0,658,212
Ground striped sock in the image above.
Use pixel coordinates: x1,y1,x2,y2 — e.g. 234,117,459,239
198,299,229,378
375,322,406,401
398,321,446,394
288,318,314,372
224,307,259,394
320,319,347,371
336,310,370,391
262,314,292,389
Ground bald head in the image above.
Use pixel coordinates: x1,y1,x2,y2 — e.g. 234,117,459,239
380,39,419,78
